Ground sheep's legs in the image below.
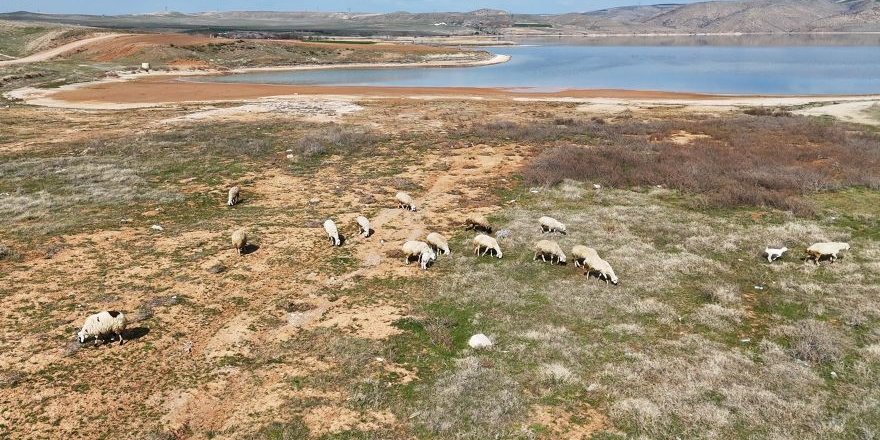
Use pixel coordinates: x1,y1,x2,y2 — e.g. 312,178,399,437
117,332,125,345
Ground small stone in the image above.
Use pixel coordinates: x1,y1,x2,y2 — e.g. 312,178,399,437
468,333,493,349
150,224,164,231
593,184,602,189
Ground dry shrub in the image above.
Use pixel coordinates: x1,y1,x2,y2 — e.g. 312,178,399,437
292,125,380,157
418,356,523,438
787,319,847,364
522,116,880,215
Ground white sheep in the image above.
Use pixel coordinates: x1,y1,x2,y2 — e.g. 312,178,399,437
396,192,417,211
805,242,850,264
78,311,127,345
426,232,451,255
534,239,566,264
472,234,502,259
402,240,436,269
539,216,567,235
572,245,618,284
355,216,371,238
323,219,341,246
227,186,240,206
764,246,788,263
465,214,492,233
231,228,248,255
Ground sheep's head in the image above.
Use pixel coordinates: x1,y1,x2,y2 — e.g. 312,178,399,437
780,247,788,253
609,273,619,285
495,249,503,259
77,329,89,343
842,243,850,251
559,254,567,263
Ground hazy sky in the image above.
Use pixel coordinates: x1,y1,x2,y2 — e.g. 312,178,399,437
1,1,705,15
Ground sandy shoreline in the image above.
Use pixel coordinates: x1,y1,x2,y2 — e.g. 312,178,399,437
5,52,880,119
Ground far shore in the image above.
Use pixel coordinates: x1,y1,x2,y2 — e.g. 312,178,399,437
5,51,880,120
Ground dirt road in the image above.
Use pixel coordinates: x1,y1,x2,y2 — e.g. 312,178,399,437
0,33,122,66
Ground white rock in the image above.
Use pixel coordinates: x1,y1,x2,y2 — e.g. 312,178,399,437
150,224,164,231
593,184,602,189
468,333,493,349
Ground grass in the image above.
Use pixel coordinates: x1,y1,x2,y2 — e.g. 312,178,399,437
392,180,880,439
2,101,878,439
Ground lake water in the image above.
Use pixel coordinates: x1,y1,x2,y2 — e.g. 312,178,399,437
206,37,880,95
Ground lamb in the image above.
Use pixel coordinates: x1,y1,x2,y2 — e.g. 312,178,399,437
805,242,850,264
472,234,502,259
396,192,417,211
426,232,451,256
77,311,127,345
231,228,248,255
402,240,436,269
534,240,566,264
355,216,371,238
572,245,618,284
764,246,788,263
227,186,240,206
323,219,341,246
539,216,567,235
465,214,492,233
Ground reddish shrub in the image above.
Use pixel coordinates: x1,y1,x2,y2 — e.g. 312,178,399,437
521,116,880,215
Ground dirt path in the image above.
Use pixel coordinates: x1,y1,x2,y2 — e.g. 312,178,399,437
794,100,880,126
0,33,122,66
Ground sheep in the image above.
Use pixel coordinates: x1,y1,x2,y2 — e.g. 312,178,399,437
323,219,341,246
227,186,240,206
465,214,492,233
355,215,371,238
231,228,248,255
472,234,502,259
426,232,451,256
764,246,788,263
539,216,567,235
572,245,618,284
805,242,850,264
534,240,566,264
77,311,127,346
402,240,436,269
396,192,417,211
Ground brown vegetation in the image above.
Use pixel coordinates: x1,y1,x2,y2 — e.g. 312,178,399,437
520,115,880,214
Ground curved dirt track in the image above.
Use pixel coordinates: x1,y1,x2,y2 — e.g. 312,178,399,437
0,33,123,66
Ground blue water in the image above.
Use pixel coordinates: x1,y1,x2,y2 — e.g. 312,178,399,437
205,42,880,95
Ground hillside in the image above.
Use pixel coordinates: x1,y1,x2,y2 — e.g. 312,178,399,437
3,0,880,35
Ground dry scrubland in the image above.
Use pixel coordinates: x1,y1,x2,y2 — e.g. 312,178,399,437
0,97,879,439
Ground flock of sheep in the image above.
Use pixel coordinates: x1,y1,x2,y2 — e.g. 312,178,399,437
75,186,853,347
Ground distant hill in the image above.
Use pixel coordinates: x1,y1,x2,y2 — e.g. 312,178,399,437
2,0,880,35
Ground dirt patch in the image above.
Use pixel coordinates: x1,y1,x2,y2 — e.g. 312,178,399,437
529,404,611,439
667,130,710,145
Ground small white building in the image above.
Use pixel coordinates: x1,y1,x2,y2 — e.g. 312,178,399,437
140,62,150,71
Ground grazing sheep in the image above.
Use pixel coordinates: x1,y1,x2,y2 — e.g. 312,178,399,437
426,232,451,255
573,245,618,284
472,234,502,259
465,214,493,233
805,242,850,264
355,216,371,238
402,240,436,269
396,192,417,211
231,228,248,255
323,219,341,246
539,216,567,235
534,240,566,264
78,311,127,346
227,186,240,206
764,246,788,263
